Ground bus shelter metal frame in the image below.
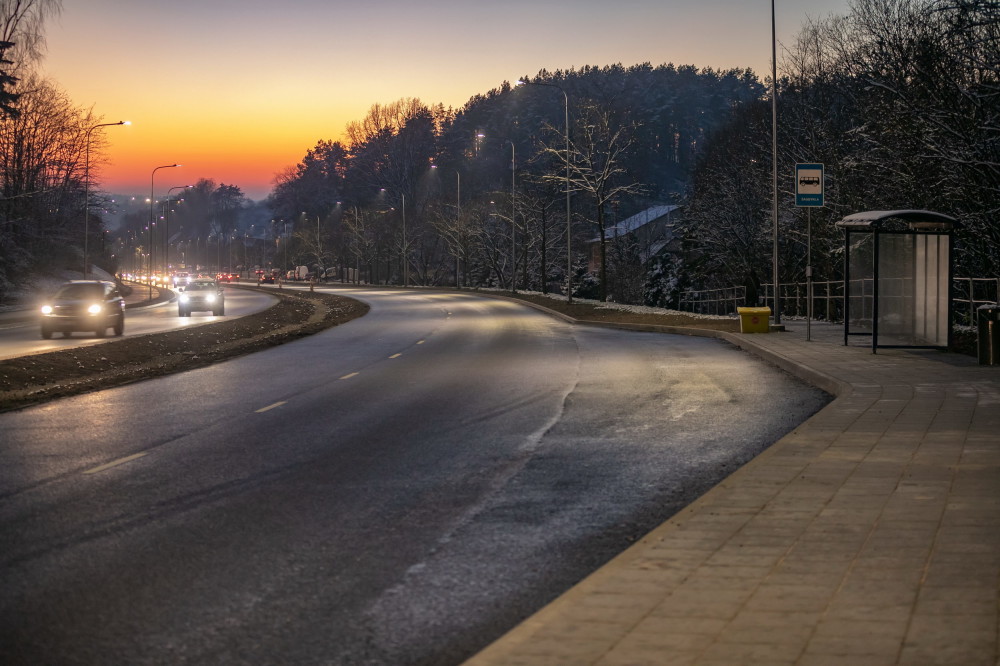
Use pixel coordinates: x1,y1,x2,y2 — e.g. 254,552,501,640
836,209,960,354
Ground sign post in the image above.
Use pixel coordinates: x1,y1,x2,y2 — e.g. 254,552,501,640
795,164,824,341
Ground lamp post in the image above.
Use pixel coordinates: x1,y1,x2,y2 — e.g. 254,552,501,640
771,0,781,323
83,120,128,278
149,164,180,298
401,193,408,287
164,185,191,276
508,140,516,293
517,80,572,302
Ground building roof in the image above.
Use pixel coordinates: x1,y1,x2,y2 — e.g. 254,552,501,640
590,205,679,242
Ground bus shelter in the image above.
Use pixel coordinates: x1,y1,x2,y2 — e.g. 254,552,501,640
836,210,960,353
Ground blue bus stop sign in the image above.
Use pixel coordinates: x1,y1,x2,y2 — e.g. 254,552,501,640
795,163,824,207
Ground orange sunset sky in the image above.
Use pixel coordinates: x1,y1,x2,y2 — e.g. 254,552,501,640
40,0,851,201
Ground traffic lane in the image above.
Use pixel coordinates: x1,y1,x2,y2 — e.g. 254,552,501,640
0,286,277,361
0,289,544,496
0,289,830,664
357,325,830,664
0,289,576,663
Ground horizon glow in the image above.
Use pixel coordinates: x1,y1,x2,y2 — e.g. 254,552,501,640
42,0,851,201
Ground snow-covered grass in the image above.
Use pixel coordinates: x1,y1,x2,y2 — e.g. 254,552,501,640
485,288,736,320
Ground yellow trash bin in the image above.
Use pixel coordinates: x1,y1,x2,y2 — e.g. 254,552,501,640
737,306,772,333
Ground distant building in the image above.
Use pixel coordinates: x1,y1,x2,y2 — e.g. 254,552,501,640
586,204,680,273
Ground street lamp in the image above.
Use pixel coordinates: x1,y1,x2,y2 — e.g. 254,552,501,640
164,185,191,275
517,79,573,302
149,164,180,298
508,140,516,293
771,0,781,323
83,120,129,278
402,193,409,287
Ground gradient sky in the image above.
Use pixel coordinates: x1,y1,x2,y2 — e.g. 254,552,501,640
41,0,851,201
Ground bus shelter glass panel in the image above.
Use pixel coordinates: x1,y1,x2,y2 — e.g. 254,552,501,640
877,233,949,347
847,232,874,334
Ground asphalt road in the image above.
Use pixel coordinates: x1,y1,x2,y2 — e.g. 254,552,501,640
0,287,830,665
0,286,277,361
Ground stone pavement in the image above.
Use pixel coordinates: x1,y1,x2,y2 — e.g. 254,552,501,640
465,318,1000,665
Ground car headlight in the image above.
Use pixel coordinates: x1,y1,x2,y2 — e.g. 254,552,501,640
40,305,53,315
179,294,189,303
87,303,103,315
206,294,215,303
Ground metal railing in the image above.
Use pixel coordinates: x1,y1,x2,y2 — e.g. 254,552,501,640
952,277,1000,327
679,277,997,325
761,280,844,322
677,286,746,316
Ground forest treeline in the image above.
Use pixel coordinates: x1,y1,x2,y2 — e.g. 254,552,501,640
1,0,996,306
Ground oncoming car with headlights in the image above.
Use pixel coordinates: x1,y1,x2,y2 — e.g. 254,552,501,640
39,280,126,339
178,280,225,317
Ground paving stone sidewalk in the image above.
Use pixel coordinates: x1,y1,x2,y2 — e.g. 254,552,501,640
466,320,1000,666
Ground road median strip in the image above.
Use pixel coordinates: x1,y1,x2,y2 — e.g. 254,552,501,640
0,288,368,412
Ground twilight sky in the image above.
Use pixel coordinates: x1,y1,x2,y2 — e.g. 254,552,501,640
41,0,852,201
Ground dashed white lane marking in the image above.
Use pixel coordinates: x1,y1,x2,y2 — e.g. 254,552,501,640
255,401,287,413
340,372,359,380
389,353,402,359
83,452,148,475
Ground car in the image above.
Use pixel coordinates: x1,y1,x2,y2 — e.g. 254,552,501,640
39,280,125,339
172,272,191,287
177,280,225,316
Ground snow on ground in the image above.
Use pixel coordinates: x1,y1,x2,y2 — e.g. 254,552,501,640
486,289,736,320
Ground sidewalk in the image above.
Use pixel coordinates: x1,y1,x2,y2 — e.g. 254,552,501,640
465,318,1000,665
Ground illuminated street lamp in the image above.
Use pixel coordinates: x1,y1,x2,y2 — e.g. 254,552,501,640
83,120,129,278
164,185,191,274
149,164,180,298
516,79,573,302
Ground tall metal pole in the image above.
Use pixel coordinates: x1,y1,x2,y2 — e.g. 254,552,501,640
771,0,781,323
806,207,812,341
517,80,572,302
562,89,572,303
83,121,127,278
149,164,179,299
402,193,408,287
456,172,461,287
164,185,190,277
510,141,516,293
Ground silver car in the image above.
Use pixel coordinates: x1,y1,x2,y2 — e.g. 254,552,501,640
178,280,225,316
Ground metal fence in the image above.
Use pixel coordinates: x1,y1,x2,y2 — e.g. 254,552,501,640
952,277,1000,327
677,285,746,316
679,277,997,324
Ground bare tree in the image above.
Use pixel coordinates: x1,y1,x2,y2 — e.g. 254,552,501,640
0,0,62,117
540,101,645,300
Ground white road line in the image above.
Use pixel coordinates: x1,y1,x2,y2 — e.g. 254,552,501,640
255,401,287,413
83,452,149,475
389,353,402,359
340,372,359,380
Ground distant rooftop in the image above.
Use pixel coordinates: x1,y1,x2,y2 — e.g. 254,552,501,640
590,205,679,242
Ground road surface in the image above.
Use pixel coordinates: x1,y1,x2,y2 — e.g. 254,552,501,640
0,287,829,665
